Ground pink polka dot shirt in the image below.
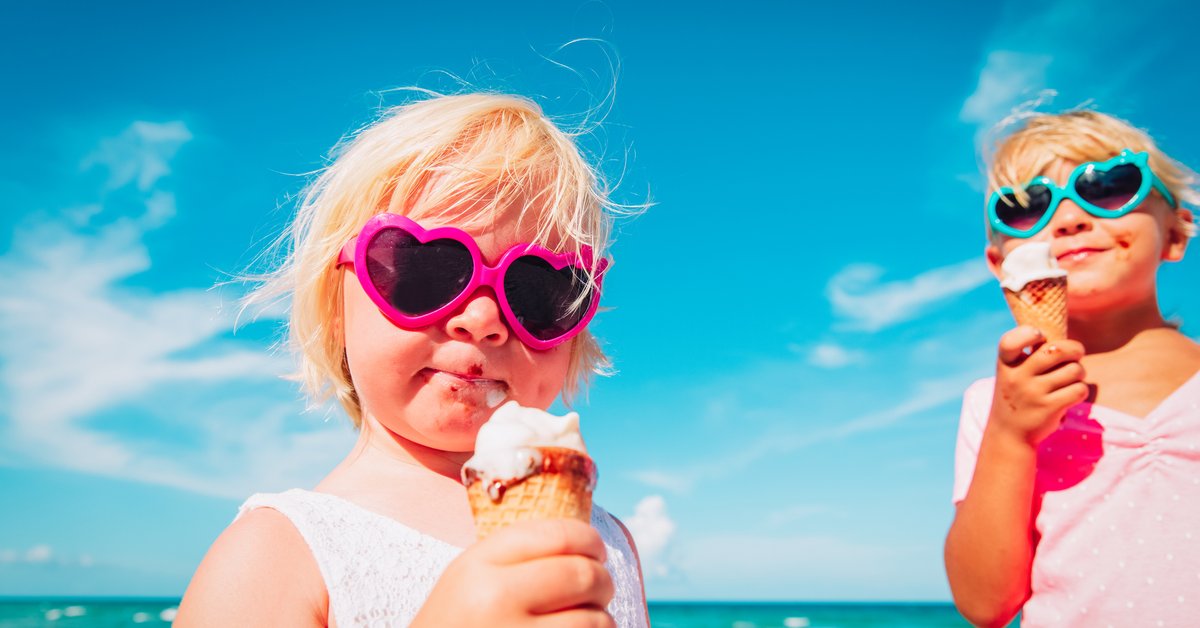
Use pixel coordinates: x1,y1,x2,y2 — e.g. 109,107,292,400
953,372,1200,627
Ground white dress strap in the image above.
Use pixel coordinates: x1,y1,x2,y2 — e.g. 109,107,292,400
590,506,650,628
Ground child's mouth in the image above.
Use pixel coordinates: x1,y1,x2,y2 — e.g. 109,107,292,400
421,369,509,403
1056,247,1106,265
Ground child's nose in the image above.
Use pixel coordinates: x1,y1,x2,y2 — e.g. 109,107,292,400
1050,199,1094,237
443,287,509,346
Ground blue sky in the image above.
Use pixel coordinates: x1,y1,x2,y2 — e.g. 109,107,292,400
3,0,1199,602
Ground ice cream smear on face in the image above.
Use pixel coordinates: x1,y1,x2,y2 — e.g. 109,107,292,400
999,242,1068,292
461,401,589,501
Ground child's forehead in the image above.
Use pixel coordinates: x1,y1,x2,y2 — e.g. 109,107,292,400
398,191,571,251
373,169,597,253
998,143,1121,184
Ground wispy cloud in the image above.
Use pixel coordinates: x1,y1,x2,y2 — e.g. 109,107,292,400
961,0,1176,136
82,121,192,193
802,342,866,369
0,544,92,567
630,371,972,494
960,51,1051,129
628,470,693,494
826,258,992,332
624,495,676,578
0,121,354,498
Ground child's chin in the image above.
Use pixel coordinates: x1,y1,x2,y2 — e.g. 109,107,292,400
1067,282,1141,312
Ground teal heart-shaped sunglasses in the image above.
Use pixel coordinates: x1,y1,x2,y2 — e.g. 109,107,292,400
987,150,1177,238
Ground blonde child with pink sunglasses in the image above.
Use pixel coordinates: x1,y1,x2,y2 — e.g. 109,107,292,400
945,110,1200,626
176,93,648,627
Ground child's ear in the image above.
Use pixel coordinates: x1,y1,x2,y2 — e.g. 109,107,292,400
985,243,1006,280
1163,208,1193,262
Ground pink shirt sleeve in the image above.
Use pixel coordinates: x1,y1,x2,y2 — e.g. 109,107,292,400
952,377,994,504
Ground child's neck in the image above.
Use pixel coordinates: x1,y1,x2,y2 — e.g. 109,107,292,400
1068,294,1171,354
340,415,472,481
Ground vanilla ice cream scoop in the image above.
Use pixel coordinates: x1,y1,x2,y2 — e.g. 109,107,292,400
999,242,1068,292
462,401,588,498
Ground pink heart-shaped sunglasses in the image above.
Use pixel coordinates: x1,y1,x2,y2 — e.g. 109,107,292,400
337,213,608,350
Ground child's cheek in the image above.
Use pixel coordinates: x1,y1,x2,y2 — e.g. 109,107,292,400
1113,233,1134,261
524,346,573,407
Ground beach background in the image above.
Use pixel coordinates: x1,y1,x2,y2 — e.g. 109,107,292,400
1,0,1197,625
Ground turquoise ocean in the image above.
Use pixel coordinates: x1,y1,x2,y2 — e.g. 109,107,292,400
0,599,979,627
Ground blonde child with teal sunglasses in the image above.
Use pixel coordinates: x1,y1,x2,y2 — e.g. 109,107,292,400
946,110,1200,627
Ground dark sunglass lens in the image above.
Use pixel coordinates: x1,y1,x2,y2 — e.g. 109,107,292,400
996,185,1052,232
503,257,593,341
1075,163,1142,210
365,229,472,316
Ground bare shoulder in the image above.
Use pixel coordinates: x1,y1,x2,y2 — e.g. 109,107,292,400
175,508,327,627
1158,328,1200,376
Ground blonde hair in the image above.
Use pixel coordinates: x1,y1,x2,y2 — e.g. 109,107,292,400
250,92,623,426
985,110,1199,240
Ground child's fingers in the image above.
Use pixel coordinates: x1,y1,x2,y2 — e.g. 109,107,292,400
512,555,614,614
534,607,616,628
997,326,1045,366
476,519,606,566
1044,380,1091,409
1038,359,1087,391
1025,340,1085,375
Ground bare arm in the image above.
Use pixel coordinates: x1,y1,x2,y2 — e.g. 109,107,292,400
175,509,327,628
944,327,1087,627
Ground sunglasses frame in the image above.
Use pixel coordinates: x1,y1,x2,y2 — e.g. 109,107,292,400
987,149,1177,239
337,213,608,351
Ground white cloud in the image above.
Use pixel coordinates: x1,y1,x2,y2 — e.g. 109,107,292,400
826,258,992,332
960,0,1175,137
804,342,865,369
627,470,694,494
960,51,1052,128
631,371,971,494
624,495,676,578
81,121,192,192
23,545,52,564
0,215,288,472
0,121,356,499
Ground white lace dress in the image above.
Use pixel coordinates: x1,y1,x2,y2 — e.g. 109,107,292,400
238,489,648,628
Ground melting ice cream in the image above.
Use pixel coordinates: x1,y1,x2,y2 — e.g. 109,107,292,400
999,242,1068,292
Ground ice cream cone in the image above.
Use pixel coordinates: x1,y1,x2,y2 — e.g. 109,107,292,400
1003,275,1068,341
465,446,596,538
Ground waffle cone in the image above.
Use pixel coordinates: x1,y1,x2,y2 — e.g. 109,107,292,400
465,447,596,539
1003,276,1068,341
